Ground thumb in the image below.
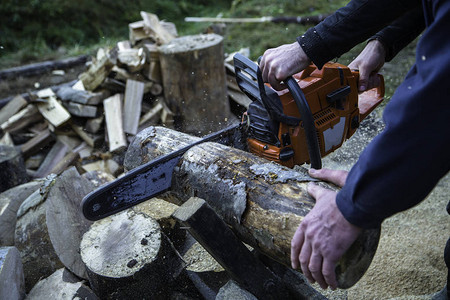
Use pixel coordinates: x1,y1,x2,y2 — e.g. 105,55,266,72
358,69,369,92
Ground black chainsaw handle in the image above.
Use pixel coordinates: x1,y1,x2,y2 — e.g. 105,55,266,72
284,76,322,169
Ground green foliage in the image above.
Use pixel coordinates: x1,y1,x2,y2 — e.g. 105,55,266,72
0,0,231,62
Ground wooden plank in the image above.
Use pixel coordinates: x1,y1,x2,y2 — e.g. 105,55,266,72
0,95,28,124
173,197,289,300
123,80,145,135
103,94,127,153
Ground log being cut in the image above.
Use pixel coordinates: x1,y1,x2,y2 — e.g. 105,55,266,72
124,126,381,289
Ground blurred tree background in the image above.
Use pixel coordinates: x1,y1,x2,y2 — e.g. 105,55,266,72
0,0,345,67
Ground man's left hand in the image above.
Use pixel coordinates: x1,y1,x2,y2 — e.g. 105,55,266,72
291,168,362,289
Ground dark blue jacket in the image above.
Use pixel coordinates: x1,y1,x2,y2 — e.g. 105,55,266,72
299,0,450,228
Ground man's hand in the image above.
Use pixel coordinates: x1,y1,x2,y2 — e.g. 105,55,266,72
291,168,362,290
348,39,386,92
259,42,311,90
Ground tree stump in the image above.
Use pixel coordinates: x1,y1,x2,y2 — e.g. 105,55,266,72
27,268,98,300
0,180,43,246
0,144,29,193
124,126,381,289
0,247,25,300
80,207,185,299
159,34,231,135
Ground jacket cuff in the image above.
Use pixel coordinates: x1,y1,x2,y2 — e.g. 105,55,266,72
336,188,384,229
297,27,331,69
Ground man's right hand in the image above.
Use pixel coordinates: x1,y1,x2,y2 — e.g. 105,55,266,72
259,42,311,91
348,39,386,92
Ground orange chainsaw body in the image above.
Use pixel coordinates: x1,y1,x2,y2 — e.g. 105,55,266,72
246,62,384,168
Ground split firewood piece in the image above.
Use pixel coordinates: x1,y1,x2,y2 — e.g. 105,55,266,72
81,159,121,177
45,167,96,280
123,79,145,135
124,126,381,289
71,124,103,149
85,114,104,134
0,104,43,134
63,101,98,118
80,208,185,299
0,180,43,246
0,94,28,124
78,48,116,91
0,144,29,193
56,85,106,106
35,89,71,128
32,140,68,179
20,128,55,158
138,101,163,128
26,268,98,300
140,12,176,45
142,43,162,83
0,131,14,146
15,175,65,292
0,247,26,300
103,94,127,153
117,48,146,73
159,34,231,134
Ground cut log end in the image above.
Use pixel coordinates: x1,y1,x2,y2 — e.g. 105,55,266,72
81,210,162,278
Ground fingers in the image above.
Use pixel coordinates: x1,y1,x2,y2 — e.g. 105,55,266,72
290,225,304,269
309,168,348,187
322,259,338,290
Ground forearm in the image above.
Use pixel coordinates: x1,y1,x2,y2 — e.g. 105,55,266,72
370,6,425,62
298,0,422,68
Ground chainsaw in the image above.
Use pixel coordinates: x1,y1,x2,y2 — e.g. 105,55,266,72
234,53,384,169
81,53,384,220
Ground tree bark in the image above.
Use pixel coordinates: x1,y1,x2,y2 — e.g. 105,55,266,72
14,176,65,292
124,126,381,289
0,180,43,246
0,247,26,300
159,34,231,135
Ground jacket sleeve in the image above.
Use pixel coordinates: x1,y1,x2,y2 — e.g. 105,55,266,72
297,0,422,68
369,7,425,62
335,0,450,229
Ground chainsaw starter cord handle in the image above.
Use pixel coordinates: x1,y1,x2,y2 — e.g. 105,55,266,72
285,76,322,169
